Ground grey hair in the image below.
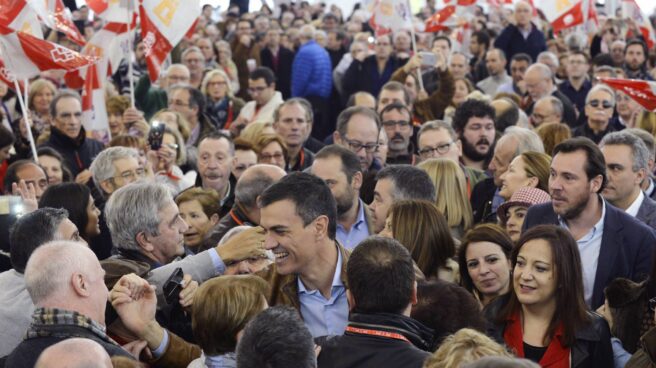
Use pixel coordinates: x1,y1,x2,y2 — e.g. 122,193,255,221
600,131,650,172
300,24,316,40
201,69,234,97
626,128,656,159
90,146,140,195
181,46,204,60
502,126,545,157
586,84,616,107
417,120,457,142
527,62,553,81
105,182,173,252
164,64,190,78
24,241,90,305
235,169,279,209
49,90,82,118
537,51,559,68
536,96,564,119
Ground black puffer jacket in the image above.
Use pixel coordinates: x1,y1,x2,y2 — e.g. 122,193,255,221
40,126,104,177
316,313,433,368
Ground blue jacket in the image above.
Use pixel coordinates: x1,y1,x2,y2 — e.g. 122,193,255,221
494,23,547,64
291,40,332,99
522,200,655,309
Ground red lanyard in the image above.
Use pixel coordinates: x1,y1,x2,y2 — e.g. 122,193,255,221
298,149,305,168
345,326,410,343
229,209,244,226
225,101,234,128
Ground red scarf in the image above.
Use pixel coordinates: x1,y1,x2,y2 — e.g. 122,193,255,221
503,309,570,368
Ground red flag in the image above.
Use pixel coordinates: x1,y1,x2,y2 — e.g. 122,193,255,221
0,0,43,38
425,5,457,33
81,62,110,143
26,0,86,46
139,0,200,82
600,77,656,112
622,0,656,49
0,23,96,79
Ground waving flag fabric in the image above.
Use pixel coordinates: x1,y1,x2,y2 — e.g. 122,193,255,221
601,77,656,112
26,0,85,45
0,23,95,79
0,0,43,38
368,0,413,35
622,0,656,49
139,0,200,82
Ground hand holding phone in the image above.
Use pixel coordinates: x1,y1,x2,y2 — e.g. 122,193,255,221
163,267,184,305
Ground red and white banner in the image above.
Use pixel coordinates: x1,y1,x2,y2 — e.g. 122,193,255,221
26,0,86,46
600,77,656,112
86,0,131,23
139,0,200,82
0,23,95,79
368,0,413,35
0,0,43,38
542,0,585,33
424,5,458,32
622,0,656,49
81,62,110,143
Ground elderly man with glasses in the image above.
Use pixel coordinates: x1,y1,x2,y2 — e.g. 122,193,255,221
572,84,620,144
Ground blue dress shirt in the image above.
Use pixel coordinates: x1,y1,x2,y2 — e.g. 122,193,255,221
336,199,370,250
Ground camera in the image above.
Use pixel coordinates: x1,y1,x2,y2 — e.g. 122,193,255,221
148,121,166,151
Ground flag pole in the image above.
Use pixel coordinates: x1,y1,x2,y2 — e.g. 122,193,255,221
13,79,38,161
126,0,136,108
407,0,425,92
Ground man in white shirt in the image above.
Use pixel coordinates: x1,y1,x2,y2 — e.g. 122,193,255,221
600,131,656,229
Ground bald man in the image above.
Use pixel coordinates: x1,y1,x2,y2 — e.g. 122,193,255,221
35,338,113,368
523,63,578,127
493,1,546,63
6,241,133,367
203,164,287,248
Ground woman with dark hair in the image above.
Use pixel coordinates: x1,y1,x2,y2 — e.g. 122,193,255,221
380,199,458,282
412,280,488,349
38,182,101,248
459,224,514,307
485,225,613,367
37,146,72,185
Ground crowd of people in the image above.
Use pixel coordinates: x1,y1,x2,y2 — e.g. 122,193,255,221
1,0,656,367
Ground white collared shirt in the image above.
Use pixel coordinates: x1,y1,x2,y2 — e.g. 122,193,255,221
625,191,645,218
559,199,606,306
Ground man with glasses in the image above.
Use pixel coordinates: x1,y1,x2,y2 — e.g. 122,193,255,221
333,106,381,172
379,102,416,165
417,121,487,194
233,67,283,136
530,96,564,128
523,63,578,127
181,46,207,89
572,84,620,144
90,146,146,199
41,91,104,179
273,98,315,172
558,51,592,120
135,64,190,120
168,84,216,147
2,160,48,200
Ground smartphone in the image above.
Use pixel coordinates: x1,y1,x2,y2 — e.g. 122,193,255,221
419,51,437,66
163,267,184,305
148,121,166,151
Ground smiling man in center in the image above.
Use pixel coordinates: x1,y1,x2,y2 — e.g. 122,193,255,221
257,172,349,338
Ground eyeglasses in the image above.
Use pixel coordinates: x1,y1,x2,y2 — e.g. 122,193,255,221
418,141,454,157
382,120,411,129
588,99,613,109
342,137,379,153
260,152,285,161
649,296,656,311
248,86,269,94
112,168,146,181
208,81,227,87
